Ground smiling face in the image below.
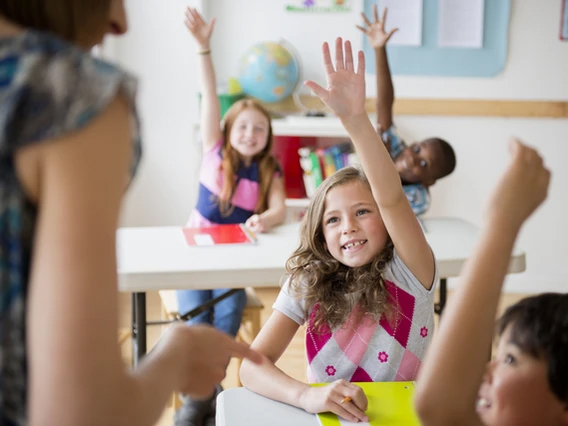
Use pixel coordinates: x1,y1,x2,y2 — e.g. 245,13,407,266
476,327,568,426
321,180,388,268
228,107,270,165
394,138,446,186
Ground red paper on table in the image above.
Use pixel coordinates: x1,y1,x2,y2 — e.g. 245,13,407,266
182,224,256,246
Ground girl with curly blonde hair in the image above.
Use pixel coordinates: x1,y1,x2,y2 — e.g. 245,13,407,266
240,38,437,423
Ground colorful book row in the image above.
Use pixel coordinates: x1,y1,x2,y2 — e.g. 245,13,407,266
298,142,359,197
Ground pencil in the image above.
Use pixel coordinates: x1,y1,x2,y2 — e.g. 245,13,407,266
340,396,352,404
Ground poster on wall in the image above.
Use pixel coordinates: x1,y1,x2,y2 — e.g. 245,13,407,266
561,0,568,40
285,0,352,12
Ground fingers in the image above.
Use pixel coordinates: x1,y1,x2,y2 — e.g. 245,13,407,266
344,40,354,72
360,11,372,27
356,50,365,75
378,5,384,24
321,42,334,75
386,28,399,42
304,80,328,101
335,37,345,70
227,339,263,364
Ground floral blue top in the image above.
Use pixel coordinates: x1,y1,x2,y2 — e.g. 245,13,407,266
0,30,141,425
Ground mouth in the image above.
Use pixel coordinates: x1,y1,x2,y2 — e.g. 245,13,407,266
342,240,367,251
476,397,492,412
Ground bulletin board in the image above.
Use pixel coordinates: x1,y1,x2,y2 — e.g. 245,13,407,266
363,0,512,77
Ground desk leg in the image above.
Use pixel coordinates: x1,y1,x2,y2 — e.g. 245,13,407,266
435,278,447,317
131,292,147,367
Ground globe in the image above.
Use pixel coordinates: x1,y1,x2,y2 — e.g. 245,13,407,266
238,41,300,103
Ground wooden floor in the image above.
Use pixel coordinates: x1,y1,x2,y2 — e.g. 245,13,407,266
118,287,528,426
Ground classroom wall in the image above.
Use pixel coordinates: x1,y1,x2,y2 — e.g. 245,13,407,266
108,0,568,293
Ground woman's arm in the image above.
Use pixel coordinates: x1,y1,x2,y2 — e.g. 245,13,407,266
414,140,550,426
184,7,222,152
305,38,434,289
245,176,287,233
22,96,260,426
240,310,368,423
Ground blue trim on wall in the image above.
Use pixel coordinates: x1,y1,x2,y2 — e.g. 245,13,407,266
363,0,511,77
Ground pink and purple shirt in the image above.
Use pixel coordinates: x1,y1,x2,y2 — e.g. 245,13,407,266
273,250,437,383
188,140,279,227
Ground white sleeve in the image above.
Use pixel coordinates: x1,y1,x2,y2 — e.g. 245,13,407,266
383,248,438,298
272,276,308,326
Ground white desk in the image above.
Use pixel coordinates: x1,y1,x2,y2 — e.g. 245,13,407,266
216,387,316,426
117,218,525,364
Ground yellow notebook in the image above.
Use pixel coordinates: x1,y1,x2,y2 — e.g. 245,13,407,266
313,382,420,426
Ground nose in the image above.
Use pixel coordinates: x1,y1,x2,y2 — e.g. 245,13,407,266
483,360,496,384
342,217,357,234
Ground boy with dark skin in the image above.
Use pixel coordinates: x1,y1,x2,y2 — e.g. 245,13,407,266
358,6,456,215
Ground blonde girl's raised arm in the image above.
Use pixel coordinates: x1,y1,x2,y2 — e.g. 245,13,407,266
24,96,183,426
304,38,434,289
184,7,222,152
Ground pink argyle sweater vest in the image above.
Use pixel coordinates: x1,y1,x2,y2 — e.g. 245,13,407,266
305,279,433,384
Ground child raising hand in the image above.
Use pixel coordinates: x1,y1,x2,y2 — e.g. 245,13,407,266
175,7,286,426
358,5,456,216
240,39,436,423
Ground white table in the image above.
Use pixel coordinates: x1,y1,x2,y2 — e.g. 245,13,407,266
117,218,525,364
216,388,315,426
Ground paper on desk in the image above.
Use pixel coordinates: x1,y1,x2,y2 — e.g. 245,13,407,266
438,0,485,48
377,0,423,46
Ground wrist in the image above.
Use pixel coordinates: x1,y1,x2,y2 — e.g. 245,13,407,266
197,47,211,55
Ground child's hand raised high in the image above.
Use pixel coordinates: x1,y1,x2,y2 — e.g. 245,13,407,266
184,7,215,50
304,38,366,120
357,5,398,49
485,138,550,231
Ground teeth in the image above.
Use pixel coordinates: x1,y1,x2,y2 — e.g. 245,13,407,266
477,398,490,409
343,241,365,250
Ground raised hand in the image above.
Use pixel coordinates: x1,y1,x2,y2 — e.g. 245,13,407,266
298,379,369,423
304,38,366,119
485,138,550,230
184,7,215,49
357,5,398,49
154,324,261,399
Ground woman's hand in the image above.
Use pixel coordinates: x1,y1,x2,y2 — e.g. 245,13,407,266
155,324,261,399
357,5,398,49
184,7,215,50
298,379,369,423
304,38,367,120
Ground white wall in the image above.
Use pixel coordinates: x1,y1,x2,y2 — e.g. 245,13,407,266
108,0,568,293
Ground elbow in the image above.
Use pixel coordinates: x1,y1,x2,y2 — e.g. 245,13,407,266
239,353,270,391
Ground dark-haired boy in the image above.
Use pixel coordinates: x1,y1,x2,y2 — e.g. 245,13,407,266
358,6,456,215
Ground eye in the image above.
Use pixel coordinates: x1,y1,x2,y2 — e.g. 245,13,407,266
419,159,428,168
356,209,370,216
326,217,339,225
503,353,516,365
412,144,420,153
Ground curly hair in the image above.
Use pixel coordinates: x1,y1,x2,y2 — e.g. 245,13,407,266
285,167,395,333
217,99,280,216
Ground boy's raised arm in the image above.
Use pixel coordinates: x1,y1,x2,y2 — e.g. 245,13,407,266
358,5,398,130
414,140,550,426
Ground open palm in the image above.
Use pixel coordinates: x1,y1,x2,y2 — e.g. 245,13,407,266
184,7,215,47
357,5,398,49
305,38,366,119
